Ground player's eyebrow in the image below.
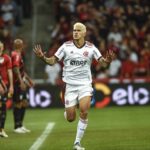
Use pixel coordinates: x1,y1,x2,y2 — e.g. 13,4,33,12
73,29,81,31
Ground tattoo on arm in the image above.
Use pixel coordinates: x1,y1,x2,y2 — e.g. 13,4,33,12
13,67,22,82
98,57,110,67
8,69,13,87
43,56,58,65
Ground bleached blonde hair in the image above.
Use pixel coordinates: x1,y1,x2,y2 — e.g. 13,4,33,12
13,39,23,49
73,22,86,33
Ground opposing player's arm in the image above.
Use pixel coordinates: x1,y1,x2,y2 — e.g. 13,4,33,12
13,67,26,90
0,83,5,95
7,69,14,96
13,67,22,82
33,44,58,65
0,76,7,94
23,72,34,87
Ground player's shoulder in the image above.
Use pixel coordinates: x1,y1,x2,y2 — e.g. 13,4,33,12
85,41,94,48
3,54,11,61
11,50,19,57
11,50,16,55
64,40,73,46
3,53,10,59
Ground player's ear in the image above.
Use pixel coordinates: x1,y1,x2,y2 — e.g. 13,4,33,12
83,31,86,37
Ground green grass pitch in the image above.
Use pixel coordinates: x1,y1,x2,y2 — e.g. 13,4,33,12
0,106,150,150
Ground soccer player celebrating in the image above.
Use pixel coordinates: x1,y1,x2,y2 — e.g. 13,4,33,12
0,42,14,138
11,39,34,133
34,22,115,150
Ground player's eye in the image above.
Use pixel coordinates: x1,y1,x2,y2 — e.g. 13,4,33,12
73,29,81,32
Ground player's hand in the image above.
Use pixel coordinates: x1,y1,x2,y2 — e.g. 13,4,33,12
8,86,14,98
105,50,115,63
33,44,45,59
29,79,35,87
27,79,35,88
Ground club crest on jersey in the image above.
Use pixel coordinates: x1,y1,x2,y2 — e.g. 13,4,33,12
83,51,88,57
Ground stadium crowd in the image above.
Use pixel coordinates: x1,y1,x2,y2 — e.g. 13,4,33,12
0,0,32,51
47,0,150,82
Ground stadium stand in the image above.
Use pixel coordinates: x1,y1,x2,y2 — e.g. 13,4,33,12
1,0,149,82
45,0,150,82
0,0,32,52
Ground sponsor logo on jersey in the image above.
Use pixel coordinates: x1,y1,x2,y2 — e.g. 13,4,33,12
70,60,87,66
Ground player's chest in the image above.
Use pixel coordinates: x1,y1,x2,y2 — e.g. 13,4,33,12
65,47,93,59
0,57,6,66
13,54,24,65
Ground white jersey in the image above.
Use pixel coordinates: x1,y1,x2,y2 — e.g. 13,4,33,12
55,41,102,85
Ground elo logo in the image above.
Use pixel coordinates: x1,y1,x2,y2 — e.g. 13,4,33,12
112,85,149,105
27,88,52,108
93,83,150,108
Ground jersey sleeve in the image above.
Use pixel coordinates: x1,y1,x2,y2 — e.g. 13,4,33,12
54,44,65,61
93,46,102,61
6,55,12,69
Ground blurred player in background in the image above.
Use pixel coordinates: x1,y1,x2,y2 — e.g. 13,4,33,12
34,22,115,150
11,39,34,133
0,41,13,138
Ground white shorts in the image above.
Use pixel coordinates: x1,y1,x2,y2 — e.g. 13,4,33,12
64,84,93,108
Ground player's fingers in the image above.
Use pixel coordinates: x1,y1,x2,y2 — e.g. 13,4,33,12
33,47,38,54
33,45,38,52
38,44,42,49
33,45,41,53
106,51,109,57
37,44,42,50
33,44,39,49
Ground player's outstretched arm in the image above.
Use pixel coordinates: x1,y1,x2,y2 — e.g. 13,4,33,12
98,50,115,67
33,44,58,65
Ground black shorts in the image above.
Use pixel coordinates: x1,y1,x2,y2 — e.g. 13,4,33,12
13,83,27,102
0,93,7,103
0,84,8,103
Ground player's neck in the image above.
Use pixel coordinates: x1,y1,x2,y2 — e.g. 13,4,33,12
73,39,85,48
15,49,21,53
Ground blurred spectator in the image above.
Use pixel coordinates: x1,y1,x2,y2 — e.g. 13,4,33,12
45,63,61,85
107,25,123,44
49,0,150,79
14,0,23,26
120,52,136,79
108,56,121,78
22,0,32,18
0,0,32,54
0,0,15,26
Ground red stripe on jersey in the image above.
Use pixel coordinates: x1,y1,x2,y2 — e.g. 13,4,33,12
0,54,12,84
